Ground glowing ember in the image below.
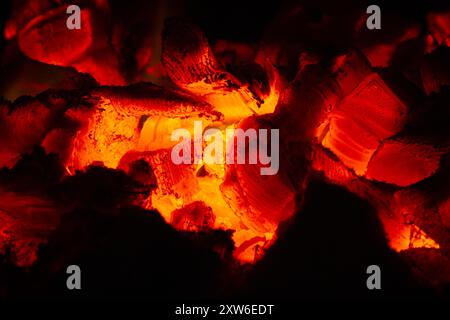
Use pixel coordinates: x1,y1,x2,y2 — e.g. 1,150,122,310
0,5,449,273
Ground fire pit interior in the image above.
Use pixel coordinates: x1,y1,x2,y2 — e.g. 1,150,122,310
0,0,449,302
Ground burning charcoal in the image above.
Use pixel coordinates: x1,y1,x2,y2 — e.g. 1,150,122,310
396,157,450,245
318,73,409,177
310,147,445,254
275,50,372,144
1,0,449,298
308,66,443,186
0,82,224,173
8,0,125,85
272,50,372,190
366,138,443,186
162,18,280,123
60,83,221,170
213,40,272,100
0,77,287,264
393,188,450,252
220,116,296,237
0,83,221,171
309,145,357,186
91,82,220,118
280,48,447,256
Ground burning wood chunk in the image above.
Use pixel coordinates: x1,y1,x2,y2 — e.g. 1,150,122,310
220,117,297,235
392,188,450,252
18,6,93,66
310,145,357,185
220,164,296,234
9,1,125,85
311,144,445,253
64,83,221,170
379,190,437,252
92,83,220,118
330,50,373,97
162,18,280,123
161,18,224,89
366,139,443,186
286,47,448,254
0,82,221,171
118,134,279,263
318,73,408,177
276,50,372,143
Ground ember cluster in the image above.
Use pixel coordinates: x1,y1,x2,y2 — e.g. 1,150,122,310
0,0,449,300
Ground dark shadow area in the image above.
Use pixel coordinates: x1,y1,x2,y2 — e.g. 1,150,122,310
242,179,433,300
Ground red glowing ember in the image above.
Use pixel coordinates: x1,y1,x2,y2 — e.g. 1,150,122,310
0,0,449,286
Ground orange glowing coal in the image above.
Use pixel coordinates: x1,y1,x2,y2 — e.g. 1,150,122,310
1,4,448,268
